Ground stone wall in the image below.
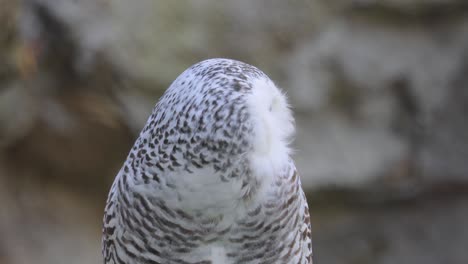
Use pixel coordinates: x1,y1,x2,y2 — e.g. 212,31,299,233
1,0,467,263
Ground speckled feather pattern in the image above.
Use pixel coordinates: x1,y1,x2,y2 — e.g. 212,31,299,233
102,58,312,264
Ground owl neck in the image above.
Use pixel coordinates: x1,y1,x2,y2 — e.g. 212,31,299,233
122,125,292,216
123,156,291,224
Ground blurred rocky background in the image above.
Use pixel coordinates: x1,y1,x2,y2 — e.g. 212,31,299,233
1,0,467,263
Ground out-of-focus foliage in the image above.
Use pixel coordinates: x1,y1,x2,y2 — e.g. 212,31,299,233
1,0,468,263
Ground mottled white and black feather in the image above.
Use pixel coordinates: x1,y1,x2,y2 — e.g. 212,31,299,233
102,58,312,264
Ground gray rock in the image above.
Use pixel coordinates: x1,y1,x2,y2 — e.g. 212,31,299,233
287,15,468,189
313,195,468,264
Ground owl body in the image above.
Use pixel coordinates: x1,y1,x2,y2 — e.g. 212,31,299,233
102,59,312,264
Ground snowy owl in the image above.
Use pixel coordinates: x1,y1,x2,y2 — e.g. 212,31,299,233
102,58,312,264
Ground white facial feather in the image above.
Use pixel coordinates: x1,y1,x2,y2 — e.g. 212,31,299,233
246,78,295,201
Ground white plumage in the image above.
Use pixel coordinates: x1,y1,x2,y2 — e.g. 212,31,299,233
102,58,312,263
